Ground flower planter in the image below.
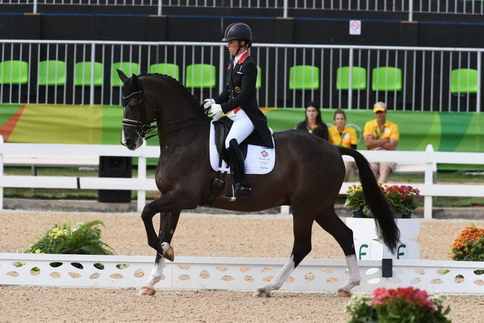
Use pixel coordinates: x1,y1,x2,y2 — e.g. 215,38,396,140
345,218,421,260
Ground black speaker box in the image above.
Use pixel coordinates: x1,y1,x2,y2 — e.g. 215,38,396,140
97,156,132,203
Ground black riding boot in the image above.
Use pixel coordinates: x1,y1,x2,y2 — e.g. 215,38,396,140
223,139,251,200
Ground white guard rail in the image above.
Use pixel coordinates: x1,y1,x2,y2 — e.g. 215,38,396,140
1,138,483,218
1,253,483,294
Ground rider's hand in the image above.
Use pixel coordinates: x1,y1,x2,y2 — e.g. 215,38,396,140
203,98,215,109
210,104,222,115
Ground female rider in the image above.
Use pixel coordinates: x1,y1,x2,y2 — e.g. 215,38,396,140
204,22,273,200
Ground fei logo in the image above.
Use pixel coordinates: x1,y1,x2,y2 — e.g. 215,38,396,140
358,243,407,260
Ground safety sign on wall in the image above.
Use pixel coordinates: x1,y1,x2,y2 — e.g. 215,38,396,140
349,20,361,35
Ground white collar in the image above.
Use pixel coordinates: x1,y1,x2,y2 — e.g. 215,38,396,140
233,50,248,65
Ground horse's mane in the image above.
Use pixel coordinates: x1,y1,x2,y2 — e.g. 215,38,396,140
141,73,202,112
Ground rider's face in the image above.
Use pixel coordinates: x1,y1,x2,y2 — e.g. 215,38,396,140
227,40,239,56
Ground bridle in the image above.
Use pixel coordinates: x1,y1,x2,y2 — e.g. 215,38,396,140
121,89,158,140
121,78,211,140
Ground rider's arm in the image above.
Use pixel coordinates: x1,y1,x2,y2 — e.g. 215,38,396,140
214,87,230,104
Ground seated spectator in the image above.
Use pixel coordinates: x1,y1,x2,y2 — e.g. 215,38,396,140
295,101,328,141
363,102,400,183
328,109,358,181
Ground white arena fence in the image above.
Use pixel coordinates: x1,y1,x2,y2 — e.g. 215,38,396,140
0,253,482,294
1,136,483,218
1,0,484,18
0,40,482,112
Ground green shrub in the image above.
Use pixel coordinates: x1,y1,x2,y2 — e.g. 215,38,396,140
25,220,114,255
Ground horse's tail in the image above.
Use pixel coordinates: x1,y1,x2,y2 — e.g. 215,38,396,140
337,146,400,253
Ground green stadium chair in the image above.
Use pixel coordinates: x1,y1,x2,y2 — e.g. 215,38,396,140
38,60,66,86
185,64,216,88
256,66,262,89
150,63,180,81
372,67,402,91
336,66,367,90
0,60,29,84
111,62,140,87
451,68,478,94
289,65,320,90
74,62,103,86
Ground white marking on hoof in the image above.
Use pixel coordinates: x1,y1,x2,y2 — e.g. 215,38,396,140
336,288,352,297
252,288,271,298
137,286,156,296
161,242,174,262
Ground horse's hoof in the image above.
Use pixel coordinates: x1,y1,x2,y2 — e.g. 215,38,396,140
162,242,175,262
336,288,352,297
252,288,271,298
137,286,156,296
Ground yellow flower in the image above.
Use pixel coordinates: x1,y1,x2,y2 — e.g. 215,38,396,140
35,249,41,254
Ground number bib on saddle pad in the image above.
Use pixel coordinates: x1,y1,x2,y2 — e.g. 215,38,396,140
209,120,276,174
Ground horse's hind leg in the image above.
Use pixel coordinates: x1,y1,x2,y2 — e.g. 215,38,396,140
253,212,314,297
138,211,180,296
315,207,360,297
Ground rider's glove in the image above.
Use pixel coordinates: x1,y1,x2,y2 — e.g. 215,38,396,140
203,98,215,109
210,104,223,115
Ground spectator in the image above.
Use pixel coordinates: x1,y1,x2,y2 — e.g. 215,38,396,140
295,101,328,141
363,102,400,183
328,109,358,181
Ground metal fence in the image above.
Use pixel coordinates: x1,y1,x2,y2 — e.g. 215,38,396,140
0,39,482,112
1,0,484,18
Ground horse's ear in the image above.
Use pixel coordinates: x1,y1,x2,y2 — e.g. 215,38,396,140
117,69,129,84
132,74,142,89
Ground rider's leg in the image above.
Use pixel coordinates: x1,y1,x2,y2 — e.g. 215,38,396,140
224,110,254,199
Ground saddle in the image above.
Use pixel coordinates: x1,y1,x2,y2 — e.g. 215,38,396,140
204,116,275,205
213,116,267,164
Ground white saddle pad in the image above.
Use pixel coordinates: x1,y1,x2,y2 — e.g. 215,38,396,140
209,121,276,174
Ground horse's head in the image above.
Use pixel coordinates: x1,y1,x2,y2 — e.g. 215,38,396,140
118,69,156,150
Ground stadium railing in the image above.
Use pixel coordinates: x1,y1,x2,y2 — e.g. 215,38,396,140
0,39,482,112
1,0,484,19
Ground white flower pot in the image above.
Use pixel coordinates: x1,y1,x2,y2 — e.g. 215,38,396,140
345,218,421,260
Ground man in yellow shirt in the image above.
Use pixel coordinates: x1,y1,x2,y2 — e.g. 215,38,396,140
328,109,358,181
363,102,400,183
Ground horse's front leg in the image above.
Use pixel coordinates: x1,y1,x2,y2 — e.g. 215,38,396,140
139,210,180,296
141,191,188,255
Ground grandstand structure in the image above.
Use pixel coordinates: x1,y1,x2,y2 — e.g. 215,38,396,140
0,3,483,118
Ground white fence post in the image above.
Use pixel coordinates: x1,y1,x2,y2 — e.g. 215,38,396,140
408,0,414,22
157,0,163,15
424,144,435,219
283,0,288,18
0,135,4,210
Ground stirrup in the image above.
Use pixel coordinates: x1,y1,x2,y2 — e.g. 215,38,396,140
223,184,251,201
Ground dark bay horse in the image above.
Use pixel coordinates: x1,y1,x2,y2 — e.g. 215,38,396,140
117,71,399,297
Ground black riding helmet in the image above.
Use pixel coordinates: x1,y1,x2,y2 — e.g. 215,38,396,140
222,23,252,48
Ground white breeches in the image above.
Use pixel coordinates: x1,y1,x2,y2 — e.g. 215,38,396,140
225,109,255,148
